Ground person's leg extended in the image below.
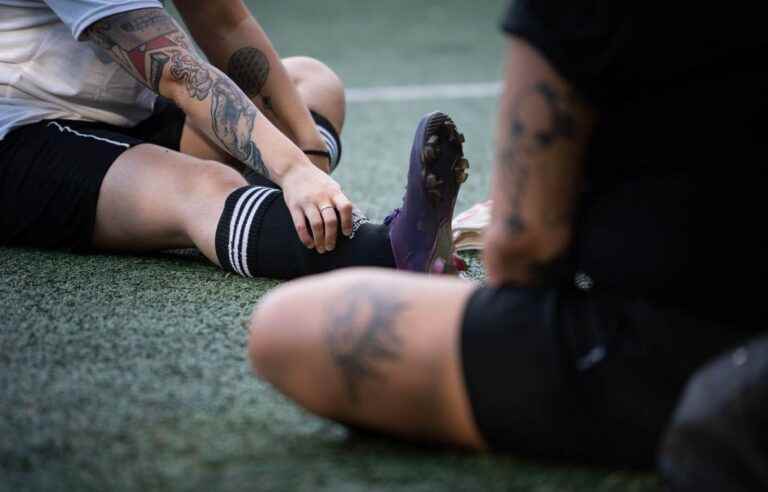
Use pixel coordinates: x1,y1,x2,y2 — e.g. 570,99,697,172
92,144,393,276
168,107,470,276
248,268,486,448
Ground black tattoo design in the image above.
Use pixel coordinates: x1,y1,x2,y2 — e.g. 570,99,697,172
499,81,578,234
211,78,268,177
85,9,180,86
227,47,271,98
85,8,270,179
326,286,407,404
169,50,214,100
148,52,170,92
119,11,175,34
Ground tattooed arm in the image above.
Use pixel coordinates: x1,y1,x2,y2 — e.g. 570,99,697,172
84,8,354,252
484,37,596,287
173,0,331,172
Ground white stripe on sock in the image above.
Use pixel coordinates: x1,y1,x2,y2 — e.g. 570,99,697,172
239,189,278,278
227,187,262,276
316,126,338,165
317,125,336,150
231,187,270,276
47,122,131,148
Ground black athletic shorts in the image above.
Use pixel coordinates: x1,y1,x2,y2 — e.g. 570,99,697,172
460,284,755,467
0,98,186,251
0,98,340,251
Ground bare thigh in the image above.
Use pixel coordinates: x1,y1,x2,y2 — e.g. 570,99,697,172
92,143,246,263
248,268,486,449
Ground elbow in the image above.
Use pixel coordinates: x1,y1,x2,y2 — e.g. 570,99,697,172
156,54,214,106
157,73,185,106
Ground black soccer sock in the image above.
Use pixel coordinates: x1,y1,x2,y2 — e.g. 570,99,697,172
215,186,394,279
311,111,342,172
215,186,282,277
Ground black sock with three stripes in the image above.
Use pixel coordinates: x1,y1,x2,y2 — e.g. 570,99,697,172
215,186,281,277
215,185,395,279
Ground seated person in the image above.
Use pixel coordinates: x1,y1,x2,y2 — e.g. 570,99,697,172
0,0,470,279
246,1,767,468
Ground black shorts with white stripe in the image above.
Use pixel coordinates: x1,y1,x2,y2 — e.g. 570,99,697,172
0,119,143,250
0,99,186,250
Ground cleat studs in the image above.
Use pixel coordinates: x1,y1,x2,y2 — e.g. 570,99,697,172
425,173,440,189
422,145,437,162
427,188,443,204
444,121,458,141
454,158,470,184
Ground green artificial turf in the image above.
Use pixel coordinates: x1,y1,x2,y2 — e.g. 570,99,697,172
1,1,662,490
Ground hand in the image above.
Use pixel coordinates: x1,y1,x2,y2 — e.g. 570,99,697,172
280,163,354,253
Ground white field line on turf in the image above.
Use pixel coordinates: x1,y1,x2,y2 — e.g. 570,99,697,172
345,81,502,103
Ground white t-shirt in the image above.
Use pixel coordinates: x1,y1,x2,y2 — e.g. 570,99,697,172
0,0,163,140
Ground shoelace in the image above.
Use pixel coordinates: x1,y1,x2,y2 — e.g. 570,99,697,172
383,208,401,226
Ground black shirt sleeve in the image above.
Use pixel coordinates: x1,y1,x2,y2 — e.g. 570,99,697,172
501,1,629,105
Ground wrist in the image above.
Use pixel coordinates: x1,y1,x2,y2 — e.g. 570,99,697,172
274,156,316,185
268,149,314,186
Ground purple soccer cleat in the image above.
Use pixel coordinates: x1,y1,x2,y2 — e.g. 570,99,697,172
385,111,470,273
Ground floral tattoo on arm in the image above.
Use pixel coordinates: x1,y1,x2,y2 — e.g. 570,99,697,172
85,8,269,178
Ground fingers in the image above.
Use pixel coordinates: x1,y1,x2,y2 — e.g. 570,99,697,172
290,207,314,249
333,193,354,237
320,206,338,251
304,206,326,253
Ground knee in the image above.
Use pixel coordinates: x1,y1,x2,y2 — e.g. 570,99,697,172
247,270,363,379
247,286,296,382
247,270,373,415
185,160,247,198
284,56,343,91
283,56,346,128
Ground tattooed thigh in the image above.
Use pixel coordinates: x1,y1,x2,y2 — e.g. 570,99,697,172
326,285,408,404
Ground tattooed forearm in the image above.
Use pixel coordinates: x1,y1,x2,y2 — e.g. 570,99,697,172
211,77,268,176
169,51,214,100
326,286,408,404
227,47,271,98
85,8,271,179
498,81,579,234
